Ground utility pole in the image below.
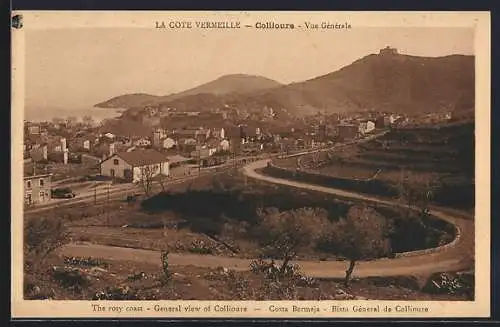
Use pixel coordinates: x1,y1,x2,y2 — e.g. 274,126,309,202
198,148,201,175
94,180,97,205
106,183,110,226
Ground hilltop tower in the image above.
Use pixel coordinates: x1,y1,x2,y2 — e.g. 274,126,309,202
379,46,398,56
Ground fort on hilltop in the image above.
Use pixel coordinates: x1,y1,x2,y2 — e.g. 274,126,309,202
379,46,398,55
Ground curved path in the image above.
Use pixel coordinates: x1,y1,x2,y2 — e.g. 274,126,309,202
60,157,474,279
241,159,475,277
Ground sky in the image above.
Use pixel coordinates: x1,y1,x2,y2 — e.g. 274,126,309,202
24,26,474,110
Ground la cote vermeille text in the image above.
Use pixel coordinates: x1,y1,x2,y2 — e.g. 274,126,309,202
155,21,352,30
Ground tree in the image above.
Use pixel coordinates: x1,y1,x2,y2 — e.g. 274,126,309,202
156,172,170,193
24,217,69,267
395,169,438,218
325,204,391,287
257,207,331,273
139,165,156,197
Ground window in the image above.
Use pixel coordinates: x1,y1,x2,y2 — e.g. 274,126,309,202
26,181,31,189
40,191,45,199
113,159,119,165
39,179,44,187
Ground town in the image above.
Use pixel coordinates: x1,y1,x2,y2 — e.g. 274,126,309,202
23,104,463,207
20,38,476,306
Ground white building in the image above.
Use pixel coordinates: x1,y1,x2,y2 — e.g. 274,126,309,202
99,149,170,183
104,132,115,140
358,120,376,136
134,137,152,147
219,139,230,152
60,137,67,151
365,120,376,133
162,137,177,149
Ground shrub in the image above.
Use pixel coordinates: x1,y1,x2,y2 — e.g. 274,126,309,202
51,266,90,289
188,239,214,255
188,247,213,255
63,256,109,268
249,259,318,300
423,272,474,299
93,285,139,300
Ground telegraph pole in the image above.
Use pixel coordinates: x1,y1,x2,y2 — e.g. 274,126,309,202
198,149,201,175
106,183,110,226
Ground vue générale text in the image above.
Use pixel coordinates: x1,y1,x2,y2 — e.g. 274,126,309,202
155,21,352,30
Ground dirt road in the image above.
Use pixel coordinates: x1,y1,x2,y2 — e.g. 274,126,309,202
59,157,474,278
59,239,469,279
241,159,474,277
58,129,474,278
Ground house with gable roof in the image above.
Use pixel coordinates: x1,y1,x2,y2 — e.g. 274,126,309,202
99,149,170,183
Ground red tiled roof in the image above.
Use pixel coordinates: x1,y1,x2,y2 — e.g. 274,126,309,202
112,149,169,167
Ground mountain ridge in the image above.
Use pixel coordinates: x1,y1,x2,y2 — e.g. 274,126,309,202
95,74,283,109
96,52,475,116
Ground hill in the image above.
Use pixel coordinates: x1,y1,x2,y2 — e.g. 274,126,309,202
167,74,283,98
95,93,163,109
272,53,475,115
95,74,282,109
97,52,475,116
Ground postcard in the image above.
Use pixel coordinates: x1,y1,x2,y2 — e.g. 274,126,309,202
11,10,490,318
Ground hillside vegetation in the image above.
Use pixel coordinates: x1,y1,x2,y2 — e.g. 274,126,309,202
95,74,282,109
96,53,474,116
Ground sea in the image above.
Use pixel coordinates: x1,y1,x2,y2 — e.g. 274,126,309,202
23,106,126,123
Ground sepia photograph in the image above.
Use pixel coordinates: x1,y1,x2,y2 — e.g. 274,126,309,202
11,11,490,318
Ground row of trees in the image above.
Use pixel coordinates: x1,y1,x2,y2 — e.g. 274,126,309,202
254,169,438,287
256,205,392,287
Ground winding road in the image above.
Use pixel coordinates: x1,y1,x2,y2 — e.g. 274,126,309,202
59,157,474,279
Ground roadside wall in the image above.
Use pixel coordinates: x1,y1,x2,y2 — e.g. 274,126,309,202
264,162,397,198
261,161,464,259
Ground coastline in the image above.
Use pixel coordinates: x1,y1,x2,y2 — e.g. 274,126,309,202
23,106,126,122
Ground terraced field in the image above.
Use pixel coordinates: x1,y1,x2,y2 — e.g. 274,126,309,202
294,123,474,210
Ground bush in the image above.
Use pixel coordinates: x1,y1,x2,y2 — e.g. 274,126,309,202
249,259,318,300
422,272,474,299
188,247,213,255
188,239,214,255
250,259,314,284
51,266,90,289
63,256,109,268
93,286,139,300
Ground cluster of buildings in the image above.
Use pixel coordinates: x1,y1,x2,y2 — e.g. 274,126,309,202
22,108,408,206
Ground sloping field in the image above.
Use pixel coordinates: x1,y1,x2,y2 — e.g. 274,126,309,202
296,123,474,209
